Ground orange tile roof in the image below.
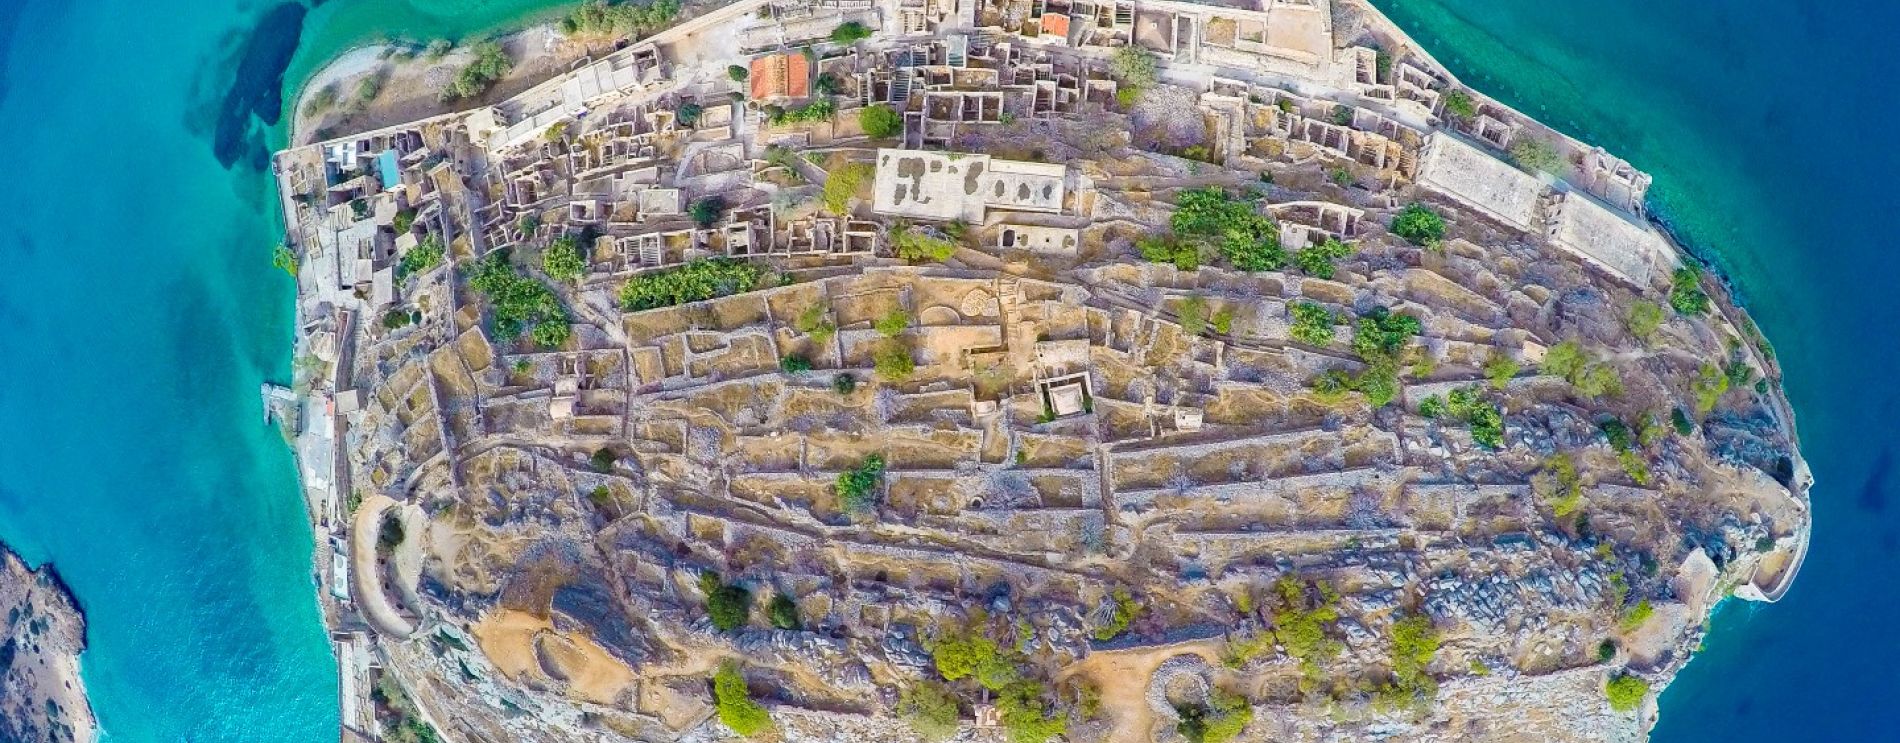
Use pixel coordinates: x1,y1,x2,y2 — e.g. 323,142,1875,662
1040,13,1071,39
749,53,811,100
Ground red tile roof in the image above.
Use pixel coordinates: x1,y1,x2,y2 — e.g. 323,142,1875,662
749,53,811,100
1040,13,1071,39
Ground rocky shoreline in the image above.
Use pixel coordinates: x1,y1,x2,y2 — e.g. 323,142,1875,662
0,543,96,743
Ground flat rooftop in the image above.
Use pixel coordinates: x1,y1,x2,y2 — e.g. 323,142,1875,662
1416,132,1546,231
1549,191,1675,285
872,149,1066,222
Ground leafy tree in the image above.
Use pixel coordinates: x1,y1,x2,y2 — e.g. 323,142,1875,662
1109,45,1158,89
1293,237,1354,279
875,308,911,336
542,236,586,282
713,661,772,735
768,593,801,630
996,680,1067,743
1597,639,1618,663
1170,188,1283,270
1542,340,1586,379
1176,688,1253,743
1671,407,1695,435
1670,266,1710,315
442,41,512,101
619,258,762,310
704,576,752,632
1289,302,1336,346
835,454,886,514
1440,89,1476,119
560,0,681,37
1625,300,1664,343
1390,202,1447,246
896,681,961,741
1604,673,1648,713
858,104,903,138
1484,352,1520,389
727,64,749,82
466,250,570,348
815,72,843,95
929,627,1014,689
1270,577,1342,691
830,20,873,44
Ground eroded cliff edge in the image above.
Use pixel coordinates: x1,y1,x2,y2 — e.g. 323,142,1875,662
0,544,96,743
276,1,1808,741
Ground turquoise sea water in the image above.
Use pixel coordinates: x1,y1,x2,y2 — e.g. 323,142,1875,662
0,0,1884,739
1373,0,1900,738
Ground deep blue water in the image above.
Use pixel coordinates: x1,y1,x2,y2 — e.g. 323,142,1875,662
0,0,1887,739
1373,0,1900,738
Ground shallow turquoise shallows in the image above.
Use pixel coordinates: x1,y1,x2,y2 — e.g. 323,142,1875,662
0,0,1884,740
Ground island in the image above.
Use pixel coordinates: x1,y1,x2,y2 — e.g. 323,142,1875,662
0,544,95,743
271,0,1810,741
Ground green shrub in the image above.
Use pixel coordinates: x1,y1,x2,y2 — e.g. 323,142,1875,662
875,308,911,336
1597,639,1617,663
443,41,512,101
705,578,751,632
272,244,299,276
713,662,772,735
779,355,812,374
1625,300,1664,343
675,101,704,126
1670,266,1710,315
1604,673,1648,713
1509,137,1565,174
1289,302,1336,346
542,236,586,282
1179,295,1208,336
589,447,617,472
1171,188,1284,271
1109,45,1157,89
303,83,340,117
768,99,836,125
830,20,873,44
466,250,570,348
1535,452,1584,517
1618,599,1653,631
1351,307,1422,358
1447,386,1503,449
1389,615,1441,699
1390,203,1446,246
1441,89,1476,119
823,161,874,213
1484,352,1520,389
1293,238,1354,279
996,680,1067,743
892,226,958,262
560,0,681,37
769,593,801,630
1176,689,1252,743
690,195,726,227
873,340,914,379
618,258,762,310
858,104,903,138
1671,407,1695,435
929,628,1014,689
896,681,961,741
1137,235,1200,271
727,64,749,82
397,233,445,280
835,454,886,514
1091,588,1141,641
1270,577,1342,689
1211,307,1234,335
1692,362,1729,412
1417,394,1445,418
832,373,858,395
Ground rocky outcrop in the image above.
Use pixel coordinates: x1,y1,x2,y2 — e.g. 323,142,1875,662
0,544,95,743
